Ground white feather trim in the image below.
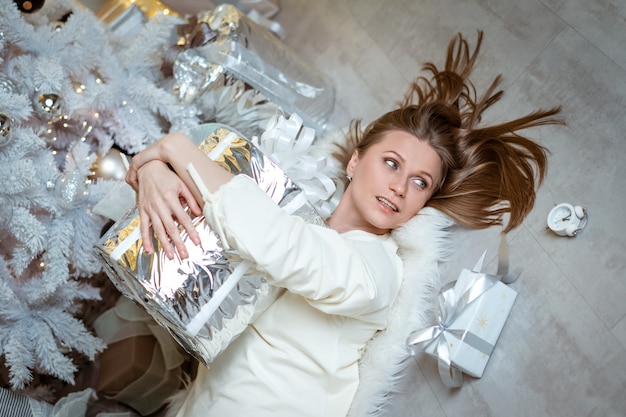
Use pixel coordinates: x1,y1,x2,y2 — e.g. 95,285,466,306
347,207,453,417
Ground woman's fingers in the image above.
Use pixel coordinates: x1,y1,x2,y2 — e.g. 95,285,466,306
135,160,203,259
138,205,154,254
139,193,191,260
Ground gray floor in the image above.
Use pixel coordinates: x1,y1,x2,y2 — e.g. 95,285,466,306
274,1,626,416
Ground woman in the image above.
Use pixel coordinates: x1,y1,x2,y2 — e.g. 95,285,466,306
126,32,561,416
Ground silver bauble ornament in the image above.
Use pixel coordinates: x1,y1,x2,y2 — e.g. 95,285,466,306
33,92,66,122
90,148,129,181
0,76,18,95
0,111,12,147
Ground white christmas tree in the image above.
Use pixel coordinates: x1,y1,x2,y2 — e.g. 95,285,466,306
0,0,198,391
0,0,333,403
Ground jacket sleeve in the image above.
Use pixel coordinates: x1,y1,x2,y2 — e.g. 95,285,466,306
200,174,402,321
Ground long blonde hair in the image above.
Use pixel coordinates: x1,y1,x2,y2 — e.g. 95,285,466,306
333,31,563,232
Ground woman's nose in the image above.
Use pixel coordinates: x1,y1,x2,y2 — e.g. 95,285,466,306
390,178,406,197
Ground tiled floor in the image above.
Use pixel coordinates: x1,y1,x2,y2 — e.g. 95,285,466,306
272,1,626,416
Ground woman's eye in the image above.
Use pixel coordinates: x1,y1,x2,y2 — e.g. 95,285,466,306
411,177,427,189
385,159,398,169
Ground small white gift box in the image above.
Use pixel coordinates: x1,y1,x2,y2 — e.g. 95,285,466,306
424,275,517,378
408,252,517,386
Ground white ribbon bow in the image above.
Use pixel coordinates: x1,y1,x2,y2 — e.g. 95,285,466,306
256,112,340,217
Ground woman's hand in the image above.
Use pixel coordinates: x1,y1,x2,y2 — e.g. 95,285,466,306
133,159,202,259
126,131,235,259
126,132,188,191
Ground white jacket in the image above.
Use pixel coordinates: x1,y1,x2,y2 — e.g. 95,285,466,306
175,175,402,417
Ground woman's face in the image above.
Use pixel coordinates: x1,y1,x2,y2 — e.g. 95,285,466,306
342,130,443,234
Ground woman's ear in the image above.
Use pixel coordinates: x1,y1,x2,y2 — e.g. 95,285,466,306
347,150,359,177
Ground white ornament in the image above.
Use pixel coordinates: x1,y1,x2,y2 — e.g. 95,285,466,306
90,148,129,181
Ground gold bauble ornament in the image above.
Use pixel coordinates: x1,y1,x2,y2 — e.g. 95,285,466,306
33,92,66,122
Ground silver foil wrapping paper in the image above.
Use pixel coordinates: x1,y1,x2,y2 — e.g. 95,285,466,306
95,123,325,365
173,4,335,133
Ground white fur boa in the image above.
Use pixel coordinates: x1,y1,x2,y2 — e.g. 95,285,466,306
347,207,453,417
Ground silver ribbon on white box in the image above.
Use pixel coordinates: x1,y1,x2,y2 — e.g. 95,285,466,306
407,242,515,388
95,123,326,365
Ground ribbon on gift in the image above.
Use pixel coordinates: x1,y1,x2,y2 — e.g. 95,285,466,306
257,113,341,217
162,15,218,77
407,236,513,388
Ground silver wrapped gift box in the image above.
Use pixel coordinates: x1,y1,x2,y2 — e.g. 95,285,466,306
95,123,326,365
172,4,335,134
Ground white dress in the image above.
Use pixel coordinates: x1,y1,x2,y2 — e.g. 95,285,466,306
175,175,403,417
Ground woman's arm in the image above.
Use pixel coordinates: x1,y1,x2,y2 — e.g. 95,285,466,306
199,175,403,321
128,132,401,320
127,132,235,258
127,132,234,196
